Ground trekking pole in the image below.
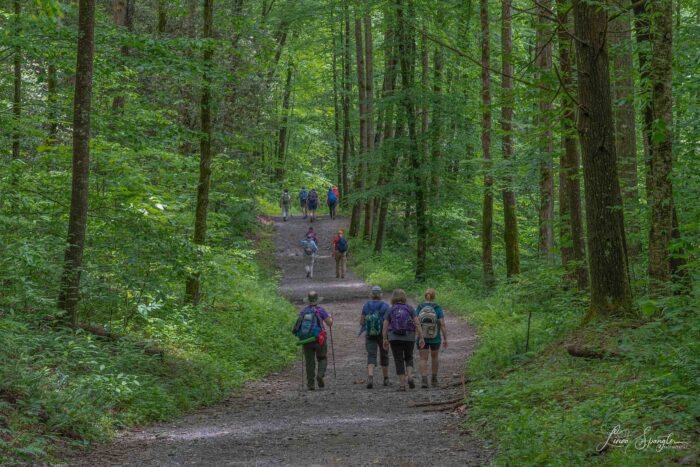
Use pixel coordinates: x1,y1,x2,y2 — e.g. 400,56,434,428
330,327,337,379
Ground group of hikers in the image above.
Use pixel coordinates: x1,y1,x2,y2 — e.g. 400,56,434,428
293,287,448,391
279,186,340,222
300,227,348,279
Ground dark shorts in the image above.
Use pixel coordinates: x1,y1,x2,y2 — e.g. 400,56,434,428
365,336,389,367
309,202,318,210
300,200,307,208
418,341,441,351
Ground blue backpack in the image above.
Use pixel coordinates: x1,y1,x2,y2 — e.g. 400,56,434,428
299,190,308,202
327,190,337,204
337,236,348,253
388,303,414,336
294,306,322,340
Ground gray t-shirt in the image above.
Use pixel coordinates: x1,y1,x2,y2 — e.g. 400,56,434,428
384,304,417,342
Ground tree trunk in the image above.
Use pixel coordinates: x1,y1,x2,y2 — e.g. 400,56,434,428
480,0,494,287
47,63,58,143
350,13,366,238
12,0,21,159
648,0,674,294
275,62,293,181
609,0,640,255
572,0,632,316
363,13,375,241
111,0,135,111
57,0,96,328
535,0,555,259
157,0,167,35
332,23,342,194
556,0,587,289
501,0,520,277
431,43,444,202
341,3,352,200
184,0,215,305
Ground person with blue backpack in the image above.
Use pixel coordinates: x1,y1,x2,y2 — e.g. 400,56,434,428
301,236,318,278
292,291,333,390
332,230,348,279
307,188,319,222
326,187,338,219
360,286,390,389
416,288,448,388
299,187,309,219
382,289,425,391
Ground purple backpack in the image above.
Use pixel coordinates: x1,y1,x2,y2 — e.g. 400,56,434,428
388,304,415,336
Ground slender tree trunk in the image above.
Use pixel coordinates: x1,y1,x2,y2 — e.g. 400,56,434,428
57,0,96,328
632,3,654,207
431,43,444,202
332,24,342,193
480,0,494,287
157,0,167,35
47,63,58,143
12,0,21,159
536,0,554,259
275,62,293,181
363,13,375,241
556,0,587,289
111,0,135,111
185,0,215,305
609,0,640,255
572,0,632,316
648,0,674,294
341,4,351,200
501,0,520,277
350,13,366,238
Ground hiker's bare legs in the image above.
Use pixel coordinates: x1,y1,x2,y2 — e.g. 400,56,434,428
431,349,439,377
419,348,430,377
367,363,374,377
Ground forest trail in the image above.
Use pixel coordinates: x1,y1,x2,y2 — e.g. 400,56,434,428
72,215,488,466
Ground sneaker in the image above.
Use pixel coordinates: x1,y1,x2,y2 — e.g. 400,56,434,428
366,376,373,389
317,376,325,388
408,378,415,389
421,377,429,388
431,375,439,386
383,377,390,386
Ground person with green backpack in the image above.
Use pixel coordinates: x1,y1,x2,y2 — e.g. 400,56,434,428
359,285,390,389
292,291,334,390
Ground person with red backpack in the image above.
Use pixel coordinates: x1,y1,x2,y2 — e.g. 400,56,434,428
332,230,348,279
416,288,448,388
382,289,425,391
292,291,333,390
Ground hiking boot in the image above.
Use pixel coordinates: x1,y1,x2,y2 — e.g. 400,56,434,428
317,376,325,388
421,376,429,388
306,272,310,278
307,384,315,391
408,378,415,389
398,385,406,392
366,376,373,389
431,375,439,387
383,377,390,386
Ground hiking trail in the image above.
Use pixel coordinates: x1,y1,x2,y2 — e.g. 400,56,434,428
72,216,489,466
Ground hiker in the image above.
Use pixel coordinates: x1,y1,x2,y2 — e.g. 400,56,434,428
331,185,340,202
416,288,448,388
301,236,318,278
332,229,348,279
360,285,390,388
299,187,309,219
280,189,292,221
307,188,319,222
382,289,425,391
327,187,338,219
292,291,333,390
306,226,318,244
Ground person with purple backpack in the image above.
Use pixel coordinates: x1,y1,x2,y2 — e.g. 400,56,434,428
382,288,425,391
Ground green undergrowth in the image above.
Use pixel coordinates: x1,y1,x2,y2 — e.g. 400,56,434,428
350,240,699,466
0,221,297,464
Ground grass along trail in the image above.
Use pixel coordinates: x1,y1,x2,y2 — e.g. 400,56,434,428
71,215,488,466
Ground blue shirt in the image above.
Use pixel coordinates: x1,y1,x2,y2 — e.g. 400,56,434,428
416,302,445,344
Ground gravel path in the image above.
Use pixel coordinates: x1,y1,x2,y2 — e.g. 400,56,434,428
71,215,489,466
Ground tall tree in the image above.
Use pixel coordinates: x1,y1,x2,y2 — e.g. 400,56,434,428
57,0,97,328
501,0,520,277
556,0,587,288
12,0,21,159
185,0,215,305
480,0,495,286
341,3,352,200
111,0,135,111
362,12,375,241
332,22,342,192
157,0,168,34
572,0,632,316
349,13,366,237
535,0,554,259
275,61,293,181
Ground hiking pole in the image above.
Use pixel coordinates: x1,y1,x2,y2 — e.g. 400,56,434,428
330,327,337,379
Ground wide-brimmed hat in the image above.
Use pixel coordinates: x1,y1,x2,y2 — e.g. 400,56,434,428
303,290,323,304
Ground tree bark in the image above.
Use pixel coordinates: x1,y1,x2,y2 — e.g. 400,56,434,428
609,0,640,255
501,0,520,277
275,62,293,181
111,0,135,111
47,63,58,143
157,0,167,35
536,0,555,259
431,43,444,202
185,0,215,305
363,13,375,241
480,0,494,287
341,3,352,201
332,22,342,193
57,0,96,328
349,13,367,238
556,0,587,289
12,0,21,159
572,0,632,316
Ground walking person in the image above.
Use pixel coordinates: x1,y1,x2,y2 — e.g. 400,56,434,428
280,189,292,221
416,288,448,388
292,291,333,390
332,230,348,279
360,286,390,388
305,226,318,244
327,187,338,219
307,188,319,222
382,289,425,391
299,187,309,219
301,236,318,278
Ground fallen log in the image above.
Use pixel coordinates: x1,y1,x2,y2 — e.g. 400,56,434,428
78,322,164,360
565,344,622,359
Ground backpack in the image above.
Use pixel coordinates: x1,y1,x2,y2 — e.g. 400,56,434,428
302,239,315,256
282,192,291,205
364,302,386,337
327,190,337,204
293,306,322,340
308,190,319,204
337,236,348,253
300,190,308,201
418,304,439,339
388,303,414,336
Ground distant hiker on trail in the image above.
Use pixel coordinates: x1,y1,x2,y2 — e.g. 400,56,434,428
292,291,333,390
332,229,348,279
383,289,425,391
306,226,318,244
301,237,318,278
416,288,448,388
331,185,340,202
299,187,309,219
307,188,319,222
360,285,390,388
280,189,292,221
326,187,338,219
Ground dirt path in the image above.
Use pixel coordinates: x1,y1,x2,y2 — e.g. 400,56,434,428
72,216,489,466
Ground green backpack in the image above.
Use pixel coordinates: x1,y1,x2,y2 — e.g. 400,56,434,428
364,302,386,337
